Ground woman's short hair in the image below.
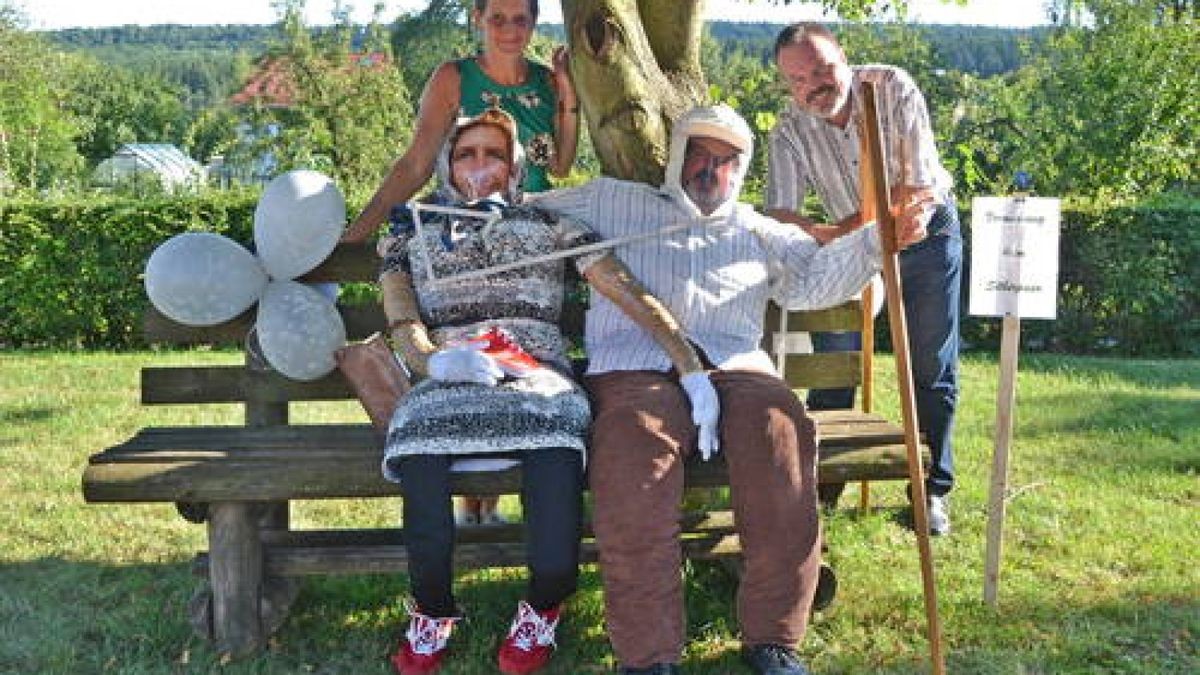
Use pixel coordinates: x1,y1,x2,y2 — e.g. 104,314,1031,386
474,0,539,22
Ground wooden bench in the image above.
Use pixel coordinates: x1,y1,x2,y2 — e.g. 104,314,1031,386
82,243,924,658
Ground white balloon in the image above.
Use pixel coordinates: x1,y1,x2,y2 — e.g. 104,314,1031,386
256,280,346,381
144,232,267,326
254,170,345,280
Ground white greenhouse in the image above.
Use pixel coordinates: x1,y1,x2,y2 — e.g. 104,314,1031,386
92,144,205,192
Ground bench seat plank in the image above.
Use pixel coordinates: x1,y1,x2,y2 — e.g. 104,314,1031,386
82,412,922,503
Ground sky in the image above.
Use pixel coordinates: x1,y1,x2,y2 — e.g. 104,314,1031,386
18,1,1055,31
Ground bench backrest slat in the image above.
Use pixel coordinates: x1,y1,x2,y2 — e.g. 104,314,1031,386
139,245,870,407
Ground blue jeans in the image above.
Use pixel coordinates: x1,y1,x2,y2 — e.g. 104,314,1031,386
809,203,962,497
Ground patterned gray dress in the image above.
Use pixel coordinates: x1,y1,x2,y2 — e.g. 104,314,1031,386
379,202,603,481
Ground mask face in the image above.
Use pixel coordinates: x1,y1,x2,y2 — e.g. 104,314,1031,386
450,124,512,201
681,136,743,215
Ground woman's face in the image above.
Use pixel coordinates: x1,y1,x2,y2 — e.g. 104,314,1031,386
450,124,513,200
474,0,536,57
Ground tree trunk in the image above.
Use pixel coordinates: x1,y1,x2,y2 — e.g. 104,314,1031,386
561,0,708,184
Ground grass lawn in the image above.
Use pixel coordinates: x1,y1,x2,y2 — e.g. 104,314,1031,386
1,350,1196,674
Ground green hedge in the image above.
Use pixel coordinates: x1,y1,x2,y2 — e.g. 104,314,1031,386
1,195,1197,356
0,192,258,348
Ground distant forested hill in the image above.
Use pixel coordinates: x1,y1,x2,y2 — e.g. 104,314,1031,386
704,22,1050,76
41,20,1045,109
45,25,280,110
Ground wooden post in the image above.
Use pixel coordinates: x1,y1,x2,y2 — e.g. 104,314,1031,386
860,81,945,675
984,313,1021,605
208,502,264,658
859,281,875,511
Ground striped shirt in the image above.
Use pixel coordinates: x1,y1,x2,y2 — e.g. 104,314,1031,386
528,177,882,375
767,65,955,233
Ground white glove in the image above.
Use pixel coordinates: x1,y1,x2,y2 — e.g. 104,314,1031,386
680,371,720,460
427,343,503,386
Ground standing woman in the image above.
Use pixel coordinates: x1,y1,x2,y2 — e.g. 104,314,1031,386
343,0,577,244
343,0,578,526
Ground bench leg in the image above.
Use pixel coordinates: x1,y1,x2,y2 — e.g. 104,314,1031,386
208,502,265,658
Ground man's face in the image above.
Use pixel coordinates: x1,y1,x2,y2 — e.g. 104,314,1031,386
776,36,852,123
450,124,512,200
681,136,742,215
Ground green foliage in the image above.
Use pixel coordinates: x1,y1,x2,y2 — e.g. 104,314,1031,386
0,192,258,348
230,1,414,197
0,9,85,192
948,4,1200,200
62,56,190,164
389,0,474,97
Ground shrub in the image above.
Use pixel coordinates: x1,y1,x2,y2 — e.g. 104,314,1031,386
0,191,257,348
955,200,1200,356
2,195,1196,356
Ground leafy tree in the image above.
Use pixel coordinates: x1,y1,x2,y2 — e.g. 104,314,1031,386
0,6,84,192
63,57,190,164
232,0,414,193
953,0,1199,199
390,0,474,96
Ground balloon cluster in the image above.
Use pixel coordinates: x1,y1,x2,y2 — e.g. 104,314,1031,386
144,170,347,381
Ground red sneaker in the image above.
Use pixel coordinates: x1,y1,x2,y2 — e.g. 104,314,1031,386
390,604,459,675
472,327,541,377
497,600,561,674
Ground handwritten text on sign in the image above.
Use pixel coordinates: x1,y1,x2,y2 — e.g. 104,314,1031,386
969,196,1060,319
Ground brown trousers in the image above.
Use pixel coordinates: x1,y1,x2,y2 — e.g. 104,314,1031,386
585,369,822,668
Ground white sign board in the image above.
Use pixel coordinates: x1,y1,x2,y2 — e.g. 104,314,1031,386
969,197,1061,319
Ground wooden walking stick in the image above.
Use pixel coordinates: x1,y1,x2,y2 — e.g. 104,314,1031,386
858,81,946,675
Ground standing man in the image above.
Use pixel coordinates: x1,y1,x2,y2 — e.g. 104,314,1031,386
766,22,962,535
529,104,925,674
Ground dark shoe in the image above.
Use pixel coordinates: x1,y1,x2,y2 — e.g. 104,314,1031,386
742,643,810,675
620,664,681,674
817,481,846,510
812,562,838,611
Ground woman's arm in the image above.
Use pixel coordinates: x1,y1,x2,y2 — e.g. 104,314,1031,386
341,62,462,243
548,46,580,179
582,255,703,375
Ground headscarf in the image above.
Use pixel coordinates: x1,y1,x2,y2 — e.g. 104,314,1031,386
661,104,754,218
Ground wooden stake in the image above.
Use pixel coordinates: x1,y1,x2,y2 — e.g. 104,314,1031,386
859,81,946,675
860,281,875,511
984,312,1021,605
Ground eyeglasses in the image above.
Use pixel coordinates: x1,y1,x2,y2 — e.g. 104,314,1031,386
484,13,533,30
685,146,742,169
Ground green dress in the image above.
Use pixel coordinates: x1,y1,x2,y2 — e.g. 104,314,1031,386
458,56,557,193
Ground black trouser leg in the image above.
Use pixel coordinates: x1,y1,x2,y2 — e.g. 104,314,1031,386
396,454,457,617
519,447,583,611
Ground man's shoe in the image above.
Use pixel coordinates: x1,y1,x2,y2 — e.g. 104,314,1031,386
906,485,952,536
390,603,459,675
620,664,681,674
497,600,561,674
927,494,951,536
741,643,811,675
